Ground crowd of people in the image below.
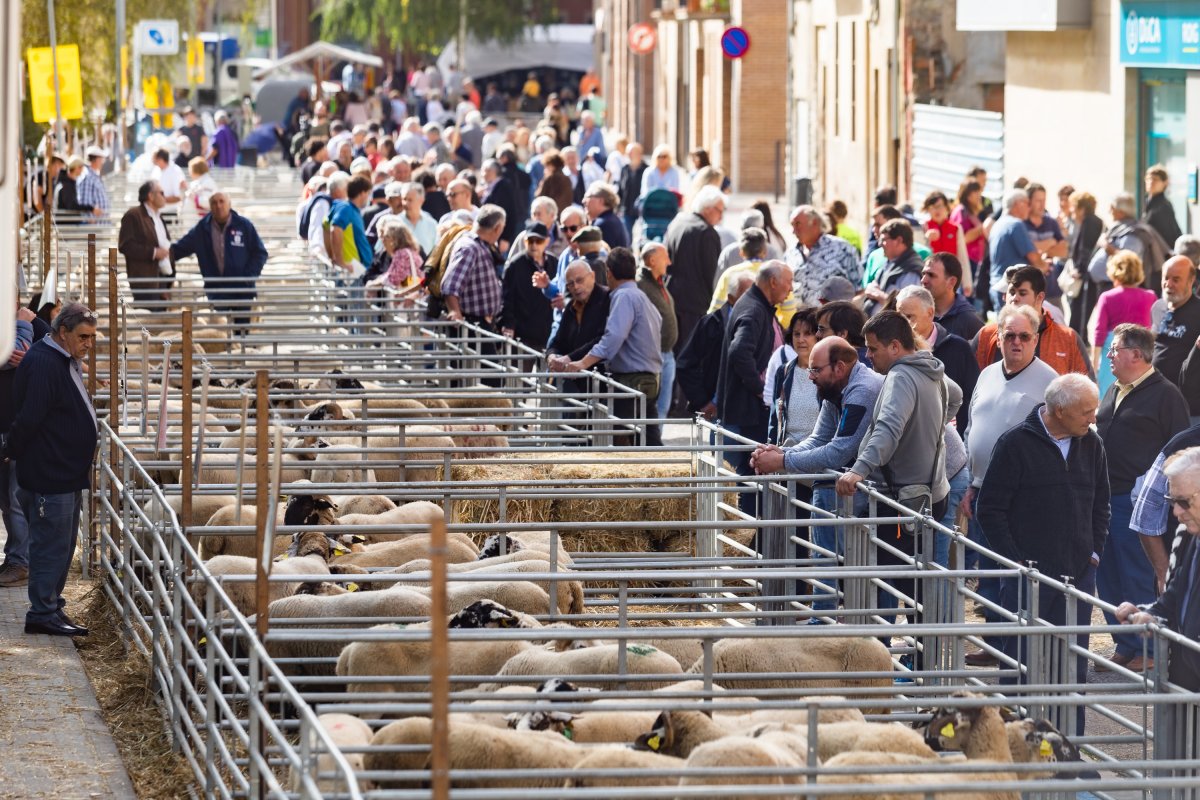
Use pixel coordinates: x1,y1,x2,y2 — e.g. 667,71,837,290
6,67,1200,709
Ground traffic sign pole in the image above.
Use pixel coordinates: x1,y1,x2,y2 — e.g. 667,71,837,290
45,0,64,152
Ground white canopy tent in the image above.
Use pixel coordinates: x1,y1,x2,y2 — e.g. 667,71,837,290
253,42,384,80
436,24,594,79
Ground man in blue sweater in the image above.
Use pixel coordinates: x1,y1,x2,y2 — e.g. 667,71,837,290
3,303,99,636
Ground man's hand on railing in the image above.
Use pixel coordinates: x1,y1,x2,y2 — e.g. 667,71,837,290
835,469,864,497
750,444,783,474
1115,602,1157,631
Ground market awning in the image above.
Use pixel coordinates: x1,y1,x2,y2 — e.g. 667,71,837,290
436,24,594,79
254,41,384,79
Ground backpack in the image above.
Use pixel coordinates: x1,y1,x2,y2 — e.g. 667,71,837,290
297,193,331,240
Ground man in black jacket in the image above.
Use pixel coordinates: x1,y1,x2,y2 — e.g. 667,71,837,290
1096,323,1191,670
480,159,522,249
664,185,725,355
717,263,791,514
1143,165,1183,265
547,262,611,363
977,373,1108,733
3,303,99,637
619,143,647,237
677,272,754,417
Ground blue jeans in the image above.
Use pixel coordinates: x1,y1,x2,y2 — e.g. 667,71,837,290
722,421,766,516
936,467,970,569
810,487,870,612
1098,492,1157,659
656,351,676,421
1,460,30,568
19,488,82,624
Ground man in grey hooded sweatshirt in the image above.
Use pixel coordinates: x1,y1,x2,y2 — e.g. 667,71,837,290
837,310,962,619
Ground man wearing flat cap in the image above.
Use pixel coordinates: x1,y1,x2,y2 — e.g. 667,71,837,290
498,222,555,348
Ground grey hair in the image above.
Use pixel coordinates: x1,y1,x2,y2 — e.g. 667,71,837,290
531,196,558,219
482,159,502,177
564,260,593,279
756,260,788,286
1044,373,1098,412
997,303,1041,333
1112,192,1137,216
691,185,726,215
53,302,97,333
475,203,507,231
584,182,619,210
1112,323,1155,362
789,204,826,232
1174,234,1200,267
1164,446,1200,484
741,209,765,230
327,172,351,196
1002,188,1029,212
560,204,587,224
896,285,935,310
435,163,456,180
214,110,229,124
404,181,425,199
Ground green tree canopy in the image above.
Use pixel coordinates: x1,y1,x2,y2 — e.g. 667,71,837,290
318,0,558,57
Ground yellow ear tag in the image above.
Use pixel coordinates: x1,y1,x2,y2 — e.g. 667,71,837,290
1039,740,1052,757
199,636,207,646
347,582,359,592
334,544,349,556
278,554,289,560
646,734,661,751
940,723,956,739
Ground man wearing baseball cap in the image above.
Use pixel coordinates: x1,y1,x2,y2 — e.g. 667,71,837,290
76,146,110,222
571,225,609,287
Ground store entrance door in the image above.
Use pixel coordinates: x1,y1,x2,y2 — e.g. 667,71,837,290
1140,69,1188,234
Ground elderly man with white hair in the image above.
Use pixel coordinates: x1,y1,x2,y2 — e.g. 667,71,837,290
784,204,861,307
507,196,562,265
664,185,726,358
977,372,1107,732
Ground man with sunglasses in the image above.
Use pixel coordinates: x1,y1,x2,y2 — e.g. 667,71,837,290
1095,324,1190,671
1,304,98,636
960,303,1058,666
1118,446,1200,692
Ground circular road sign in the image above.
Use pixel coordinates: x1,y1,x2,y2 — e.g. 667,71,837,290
721,26,751,59
628,22,658,55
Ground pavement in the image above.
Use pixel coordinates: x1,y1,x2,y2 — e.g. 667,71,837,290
0,529,135,799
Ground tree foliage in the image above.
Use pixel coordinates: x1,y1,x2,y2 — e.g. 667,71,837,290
318,0,559,57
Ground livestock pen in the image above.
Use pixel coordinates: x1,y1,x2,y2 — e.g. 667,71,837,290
29,166,1200,798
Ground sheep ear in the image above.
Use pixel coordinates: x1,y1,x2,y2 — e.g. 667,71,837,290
350,534,366,544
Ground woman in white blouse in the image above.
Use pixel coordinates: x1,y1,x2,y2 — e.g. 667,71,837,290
766,309,822,447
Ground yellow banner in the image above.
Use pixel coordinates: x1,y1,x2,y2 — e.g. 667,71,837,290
27,45,83,123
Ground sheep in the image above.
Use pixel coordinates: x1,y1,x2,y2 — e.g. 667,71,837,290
632,707,871,758
198,504,288,560
394,558,583,615
676,734,805,798
818,751,1020,800
288,713,372,793
563,747,685,788
399,550,571,573
365,431,456,483
329,530,476,569
477,532,574,567
334,500,448,545
196,531,339,616
748,720,938,762
484,642,684,691
336,600,541,712
310,445,378,485
447,423,509,458
1003,718,1086,779
294,401,357,436
166,493,238,529
334,494,396,517
407,580,558,618
365,717,586,789
688,635,895,714
263,588,433,676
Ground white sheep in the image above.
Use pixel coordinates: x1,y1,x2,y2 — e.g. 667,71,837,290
446,423,510,458
677,733,805,798
334,500,447,545
365,430,456,484
335,494,397,517
329,530,476,569
563,747,685,788
365,717,586,789
688,635,895,714
263,588,433,676
818,751,1020,800
632,707,871,758
407,580,558,618
166,493,238,529
197,503,288,560
197,539,332,617
310,445,378,485
395,558,583,615
336,601,541,712
484,642,684,691
288,713,372,794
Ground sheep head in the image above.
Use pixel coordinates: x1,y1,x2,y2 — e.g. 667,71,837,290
286,530,336,560
320,368,364,392
633,711,677,753
298,402,352,434
448,599,531,629
478,534,522,560
284,494,340,527
1008,718,1080,766
925,691,1004,757
296,581,349,596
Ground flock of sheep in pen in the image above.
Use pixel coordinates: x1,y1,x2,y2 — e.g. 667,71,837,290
112,315,1096,796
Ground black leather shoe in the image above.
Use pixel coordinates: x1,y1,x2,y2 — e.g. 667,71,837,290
56,612,88,636
25,619,88,637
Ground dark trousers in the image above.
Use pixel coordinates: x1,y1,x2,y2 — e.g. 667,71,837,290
999,562,1096,736
723,420,768,516
20,488,82,624
611,371,661,446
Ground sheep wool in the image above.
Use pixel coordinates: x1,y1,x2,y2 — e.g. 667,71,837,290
487,643,683,691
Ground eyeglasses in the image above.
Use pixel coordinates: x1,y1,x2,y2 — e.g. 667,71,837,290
1165,491,1200,511
1001,332,1035,343
562,225,581,233
1107,345,1136,356
807,363,832,376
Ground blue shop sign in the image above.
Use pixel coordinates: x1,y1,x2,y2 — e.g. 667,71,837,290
1120,1,1200,68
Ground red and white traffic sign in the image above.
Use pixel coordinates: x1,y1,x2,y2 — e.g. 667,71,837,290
628,23,657,55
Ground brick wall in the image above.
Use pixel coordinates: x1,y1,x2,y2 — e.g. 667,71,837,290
731,0,788,193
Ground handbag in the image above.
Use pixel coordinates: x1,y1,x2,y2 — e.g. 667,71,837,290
1057,260,1083,299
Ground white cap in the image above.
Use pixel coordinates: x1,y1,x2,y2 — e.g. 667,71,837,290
85,145,109,159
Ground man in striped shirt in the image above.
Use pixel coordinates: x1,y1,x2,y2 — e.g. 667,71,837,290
75,147,110,222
